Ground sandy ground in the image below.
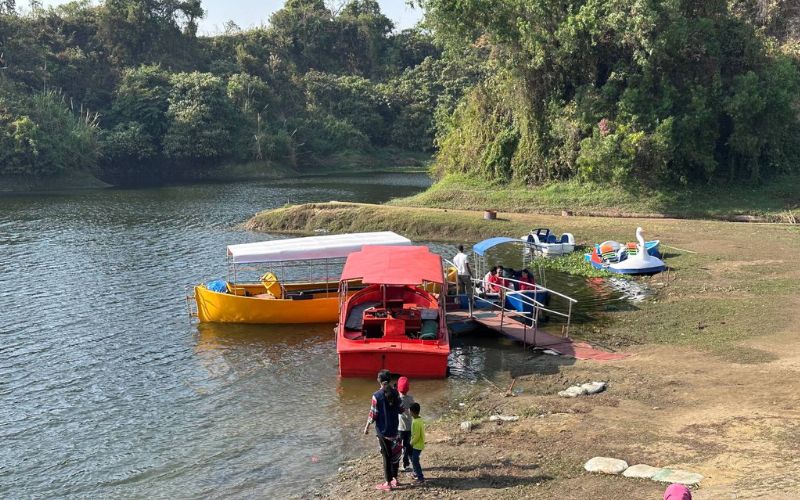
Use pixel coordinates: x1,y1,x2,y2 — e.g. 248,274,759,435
318,318,800,499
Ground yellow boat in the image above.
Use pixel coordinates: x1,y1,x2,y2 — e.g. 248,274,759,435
192,231,411,324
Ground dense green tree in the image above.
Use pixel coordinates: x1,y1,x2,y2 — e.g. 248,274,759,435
335,0,394,78
268,0,337,73
97,0,203,66
421,0,800,186
110,65,171,139
162,71,236,163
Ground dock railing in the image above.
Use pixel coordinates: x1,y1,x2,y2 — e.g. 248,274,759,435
443,262,577,347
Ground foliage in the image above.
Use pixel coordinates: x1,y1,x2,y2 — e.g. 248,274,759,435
421,0,800,188
162,71,235,162
0,0,473,184
0,85,98,176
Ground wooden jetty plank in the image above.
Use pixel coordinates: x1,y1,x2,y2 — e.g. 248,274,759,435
447,310,627,361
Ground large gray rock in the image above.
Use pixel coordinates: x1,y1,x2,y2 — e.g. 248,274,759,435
459,421,473,432
580,381,607,394
622,464,662,479
652,468,704,485
559,386,588,398
584,457,629,475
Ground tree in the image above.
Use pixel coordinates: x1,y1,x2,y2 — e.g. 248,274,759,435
268,0,337,72
162,71,236,163
422,0,800,186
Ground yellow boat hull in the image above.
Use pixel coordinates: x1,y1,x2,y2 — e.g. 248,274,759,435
194,282,341,324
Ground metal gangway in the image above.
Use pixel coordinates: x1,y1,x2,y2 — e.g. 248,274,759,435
444,258,577,350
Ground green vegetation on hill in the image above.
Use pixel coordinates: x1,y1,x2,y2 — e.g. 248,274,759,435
420,0,800,188
3,0,800,200
0,0,476,185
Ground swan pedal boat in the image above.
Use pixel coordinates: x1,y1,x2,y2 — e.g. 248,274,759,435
522,228,576,256
193,231,411,324
337,245,450,378
585,228,666,275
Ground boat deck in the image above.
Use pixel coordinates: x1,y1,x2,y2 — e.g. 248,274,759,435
446,310,627,361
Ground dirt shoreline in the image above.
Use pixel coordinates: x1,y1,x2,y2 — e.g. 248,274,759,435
256,204,800,498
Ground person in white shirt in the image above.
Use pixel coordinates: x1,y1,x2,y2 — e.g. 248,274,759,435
452,245,473,299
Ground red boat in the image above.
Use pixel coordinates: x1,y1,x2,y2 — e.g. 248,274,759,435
336,245,450,378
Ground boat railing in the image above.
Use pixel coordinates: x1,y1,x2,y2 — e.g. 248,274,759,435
465,275,577,340
228,257,347,291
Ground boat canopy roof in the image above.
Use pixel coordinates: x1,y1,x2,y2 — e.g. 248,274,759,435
227,231,411,264
472,237,521,256
340,245,444,285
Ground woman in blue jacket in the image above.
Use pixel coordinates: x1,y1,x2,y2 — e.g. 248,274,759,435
363,369,403,491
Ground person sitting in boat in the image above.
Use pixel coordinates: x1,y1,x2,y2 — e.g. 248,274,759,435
483,268,497,292
485,266,505,293
518,269,536,291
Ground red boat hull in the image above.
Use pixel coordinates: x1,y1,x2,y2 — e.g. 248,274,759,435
338,347,449,378
337,283,450,379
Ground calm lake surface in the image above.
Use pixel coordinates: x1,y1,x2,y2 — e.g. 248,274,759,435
0,173,626,497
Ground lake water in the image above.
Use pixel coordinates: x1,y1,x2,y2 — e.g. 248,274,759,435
0,173,625,497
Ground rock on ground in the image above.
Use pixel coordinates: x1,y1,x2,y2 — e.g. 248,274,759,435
459,421,473,432
559,386,588,398
623,464,662,479
584,457,629,475
651,468,704,485
581,381,607,394
488,415,519,422
559,381,607,397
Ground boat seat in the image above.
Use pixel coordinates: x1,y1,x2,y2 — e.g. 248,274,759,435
345,301,380,330
547,234,557,243
419,308,438,320
383,318,406,338
559,234,570,243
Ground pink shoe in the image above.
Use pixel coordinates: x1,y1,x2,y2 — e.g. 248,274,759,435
391,478,400,488
375,482,392,492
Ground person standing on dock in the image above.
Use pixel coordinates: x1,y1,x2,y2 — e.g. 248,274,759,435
453,245,473,300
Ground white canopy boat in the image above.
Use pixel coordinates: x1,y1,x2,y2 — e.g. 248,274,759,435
192,231,411,323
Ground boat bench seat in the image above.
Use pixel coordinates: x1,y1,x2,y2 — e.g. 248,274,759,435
383,318,406,338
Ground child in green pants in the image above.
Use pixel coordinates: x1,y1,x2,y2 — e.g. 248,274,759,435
410,402,425,483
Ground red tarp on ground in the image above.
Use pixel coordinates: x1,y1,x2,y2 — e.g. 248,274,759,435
340,245,444,285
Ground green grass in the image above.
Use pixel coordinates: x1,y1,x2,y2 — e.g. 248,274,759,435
246,201,800,362
393,173,800,220
245,202,536,242
533,250,613,278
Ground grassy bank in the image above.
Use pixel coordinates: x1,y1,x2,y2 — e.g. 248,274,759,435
392,174,800,222
249,202,800,497
246,201,800,356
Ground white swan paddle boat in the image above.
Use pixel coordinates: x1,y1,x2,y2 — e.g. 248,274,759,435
585,227,666,275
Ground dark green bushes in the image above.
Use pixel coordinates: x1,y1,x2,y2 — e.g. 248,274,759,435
422,0,800,188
